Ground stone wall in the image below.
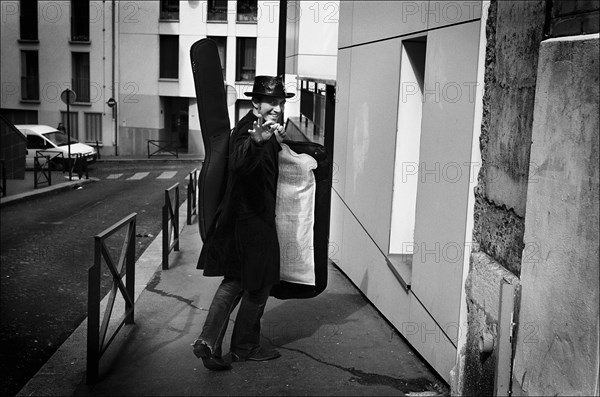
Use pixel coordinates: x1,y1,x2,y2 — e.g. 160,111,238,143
474,0,547,276
456,0,600,395
456,1,547,394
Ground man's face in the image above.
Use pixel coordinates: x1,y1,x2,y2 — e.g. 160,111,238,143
255,96,286,123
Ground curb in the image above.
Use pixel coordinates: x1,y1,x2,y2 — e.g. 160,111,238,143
96,157,204,163
0,177,98,208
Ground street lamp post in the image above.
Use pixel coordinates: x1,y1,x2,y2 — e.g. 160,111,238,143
61,89,77,180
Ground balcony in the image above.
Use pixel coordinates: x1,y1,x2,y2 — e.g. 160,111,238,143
286,77,335,148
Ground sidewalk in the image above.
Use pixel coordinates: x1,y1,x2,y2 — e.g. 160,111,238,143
0,170,97,207
6,172,448,396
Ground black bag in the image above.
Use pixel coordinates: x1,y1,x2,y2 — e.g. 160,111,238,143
190,39,330,299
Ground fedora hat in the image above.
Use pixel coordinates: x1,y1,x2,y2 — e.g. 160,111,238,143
244,75,295,98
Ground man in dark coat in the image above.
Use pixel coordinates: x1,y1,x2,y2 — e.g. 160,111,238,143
192,75,294,371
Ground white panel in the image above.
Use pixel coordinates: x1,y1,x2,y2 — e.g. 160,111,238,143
427,1,483,30
407,293,457,383
334,192,455,382
337,1,353,48
333,48,352,197
350,1,428,47
411,21,481,339
344,39,400,250
337,194,411,326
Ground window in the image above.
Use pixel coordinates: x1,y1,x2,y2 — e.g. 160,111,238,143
235,99,253,123
71,0,90,42
160,35,179,79
237,0,257,22
160,0,179,20
389,38,426,276
84,112,102,143
208,36,227,80
236,38,256,82
26,135,46,150
207,0,227,21
0,109,38,124
20,0,38,40
61,111,79,139
72,52,90,102
21,51,39,100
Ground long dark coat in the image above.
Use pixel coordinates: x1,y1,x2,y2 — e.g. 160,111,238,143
197,110,281,291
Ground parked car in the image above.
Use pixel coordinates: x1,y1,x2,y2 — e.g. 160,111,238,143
16,124,97,169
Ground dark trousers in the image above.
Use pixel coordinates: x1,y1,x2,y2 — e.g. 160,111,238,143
199,277,271,358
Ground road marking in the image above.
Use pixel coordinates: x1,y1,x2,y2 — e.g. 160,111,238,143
157,171,178,179
106,174,123,179
127,172,150,180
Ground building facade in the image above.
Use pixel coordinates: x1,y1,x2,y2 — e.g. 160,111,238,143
1,0,115,153
1,0,284,158
323,0,599,395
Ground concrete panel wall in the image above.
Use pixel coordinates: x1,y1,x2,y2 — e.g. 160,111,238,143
347,1,428,47
411,21,481,340
340,38,400,250
512,33,599,397
333,2,485,383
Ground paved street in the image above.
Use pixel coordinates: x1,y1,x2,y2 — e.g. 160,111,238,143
0,160,201,396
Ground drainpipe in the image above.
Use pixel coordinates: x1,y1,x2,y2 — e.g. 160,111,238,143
112,0,118,156
277,0,286,76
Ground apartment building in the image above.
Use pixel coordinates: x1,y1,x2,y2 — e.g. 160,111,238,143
1,0,114,153
0,0,284,157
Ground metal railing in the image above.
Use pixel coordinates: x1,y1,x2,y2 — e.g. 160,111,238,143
147,140,179,159
34,151,64,189
87,213,137,384
298,77,336,139
187,169,199,225
67,153,90,180
162,183,180,269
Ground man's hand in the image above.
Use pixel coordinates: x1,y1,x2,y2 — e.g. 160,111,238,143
249,115,275,143
249,115,286,143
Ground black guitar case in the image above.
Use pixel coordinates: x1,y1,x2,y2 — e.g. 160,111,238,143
190,38,330,299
